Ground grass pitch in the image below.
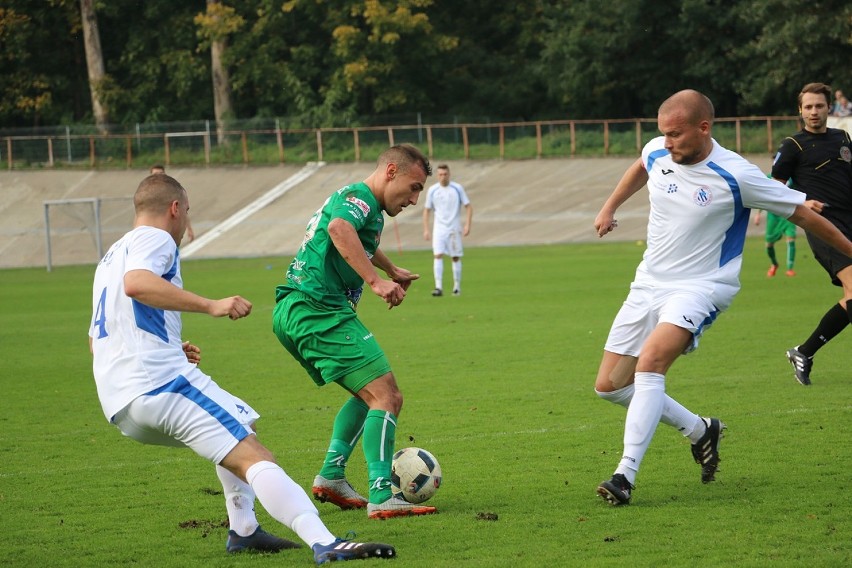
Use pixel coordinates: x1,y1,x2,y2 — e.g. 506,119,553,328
0,239,849,567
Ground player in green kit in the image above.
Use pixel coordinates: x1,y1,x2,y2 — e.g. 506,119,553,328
754,176,798,277
273,144,437,519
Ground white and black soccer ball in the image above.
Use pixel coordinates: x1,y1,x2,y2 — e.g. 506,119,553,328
391,447,442,504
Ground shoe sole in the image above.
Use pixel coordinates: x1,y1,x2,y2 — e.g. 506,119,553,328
368,506,437,519
312,488,368,510
316,544,396,564
596,484,630,506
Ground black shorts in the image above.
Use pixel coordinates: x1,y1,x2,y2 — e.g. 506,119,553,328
806,212,852,286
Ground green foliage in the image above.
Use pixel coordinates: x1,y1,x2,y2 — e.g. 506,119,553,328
0,1,848,134
1,240,850,566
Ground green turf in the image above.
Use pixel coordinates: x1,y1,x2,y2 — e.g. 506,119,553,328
1,239,849,567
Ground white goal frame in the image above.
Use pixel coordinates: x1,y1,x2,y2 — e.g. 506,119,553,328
43,197,131,271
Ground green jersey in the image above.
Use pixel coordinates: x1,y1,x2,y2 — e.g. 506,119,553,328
276,182,384,309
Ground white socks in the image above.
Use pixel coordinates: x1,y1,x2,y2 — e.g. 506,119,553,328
616,372,665,483
596,384,705,440
216,465,259,537
434,258,463,291
433,258,443,290
245,461,335,548
452,260,462,291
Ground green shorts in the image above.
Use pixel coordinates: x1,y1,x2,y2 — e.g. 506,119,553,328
765,212,797,243
272,290,390,391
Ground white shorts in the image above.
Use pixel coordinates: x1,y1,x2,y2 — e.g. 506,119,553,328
604,281,722,357
112,367,260,465
432,230,463,257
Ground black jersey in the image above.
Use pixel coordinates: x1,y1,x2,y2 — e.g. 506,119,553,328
771,127,852,218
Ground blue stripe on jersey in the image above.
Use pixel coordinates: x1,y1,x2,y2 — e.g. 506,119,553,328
147,375,250,441
646,149,669,171
132,300,167,342
131,254,179,342
707,161,749,267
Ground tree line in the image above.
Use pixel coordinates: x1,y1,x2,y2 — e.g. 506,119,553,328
2,0,851,130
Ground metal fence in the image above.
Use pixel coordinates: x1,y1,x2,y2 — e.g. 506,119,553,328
1,116,803,169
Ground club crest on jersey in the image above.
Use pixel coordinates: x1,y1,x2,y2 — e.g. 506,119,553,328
346,196,371,217
840,146,851,163
693,186,713,207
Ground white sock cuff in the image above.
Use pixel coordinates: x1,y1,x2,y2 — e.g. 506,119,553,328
634,371,665,390
246,460,280,484
596,384,635,407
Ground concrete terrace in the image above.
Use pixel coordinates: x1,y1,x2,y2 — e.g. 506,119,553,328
0,155,772,269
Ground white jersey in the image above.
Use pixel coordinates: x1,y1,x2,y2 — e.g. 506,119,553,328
425,182,470,233
89,225,195,421
636,137,805,308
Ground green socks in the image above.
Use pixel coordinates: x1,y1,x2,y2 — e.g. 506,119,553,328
364,409,397,503
318,397,368,479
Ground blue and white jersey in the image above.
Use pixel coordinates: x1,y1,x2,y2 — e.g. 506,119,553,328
637,137,804,306
89,226,193,421
425,181,470,233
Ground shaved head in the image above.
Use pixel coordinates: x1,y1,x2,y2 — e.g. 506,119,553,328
658,89,715,125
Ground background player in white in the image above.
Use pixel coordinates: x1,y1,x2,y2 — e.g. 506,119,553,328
423,164,473,296
88,173,394,564
592,90,852,506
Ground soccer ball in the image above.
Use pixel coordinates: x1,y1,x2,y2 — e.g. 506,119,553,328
391,447,442,504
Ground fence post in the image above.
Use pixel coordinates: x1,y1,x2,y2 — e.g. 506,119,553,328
89,137,96,167
570,121,576,155
276,119,284,163
387,127,394,147
6,138,12,169
426,126,433,158
164,134,170,166
735,119,742,153
635,120,642,154
353,129,360,162
316,130,323,162
204,132,211,166
766,118,773,154
535,122,542,159
499,124,505,160
125,136,132,168
462,125,469,159
47,138,55,167
604,121,610,156
241,132,249,164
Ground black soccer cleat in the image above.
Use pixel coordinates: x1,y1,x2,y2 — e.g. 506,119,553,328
691,417,725,483
597,473,634,506
226,526,302,553
785,346,813,386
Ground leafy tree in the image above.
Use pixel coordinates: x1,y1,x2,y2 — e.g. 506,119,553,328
732,0,852,115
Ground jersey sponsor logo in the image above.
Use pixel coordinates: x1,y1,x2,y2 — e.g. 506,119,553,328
840,146,851,163
346,196,371,216
291,259,305,271
693,186,713,207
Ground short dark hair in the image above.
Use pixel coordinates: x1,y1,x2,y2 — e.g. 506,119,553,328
135,174,185,214
379,144,432,177
799,83,832,107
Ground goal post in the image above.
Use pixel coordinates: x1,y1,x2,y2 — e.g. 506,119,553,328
43,196,133,271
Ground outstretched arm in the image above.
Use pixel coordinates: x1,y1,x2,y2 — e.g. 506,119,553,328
124,270,252,320
594,158,648,238
788,205,852,257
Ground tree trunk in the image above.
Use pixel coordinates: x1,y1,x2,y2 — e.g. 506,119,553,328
79,0,110,132
209,0,234,145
